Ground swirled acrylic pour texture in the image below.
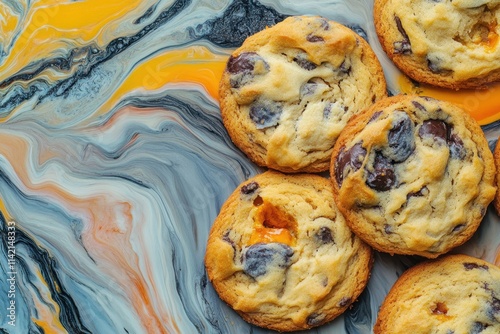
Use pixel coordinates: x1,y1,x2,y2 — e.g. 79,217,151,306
0,0,500,333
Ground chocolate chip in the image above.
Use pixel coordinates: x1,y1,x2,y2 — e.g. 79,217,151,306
249,100,282,129
449,133,466,159
368,111,383,124
241,181,259,194
426,54,452,75
384,111,415,163
242,243,294,278
222,230,237,260
307,34,324,42
227,52,269,88
407,186,428,200
227,52,263,74
393,16,412,54
306,313,326,327
315,227,334,244
452,224,465,232
411,100,426,111
384,224,394,234
293,54,317,70
419,119,448,143
339,297,352,307
463,262,489,271
335,142,367,186
393,40,412,55
300,77,327,99
337,60,351,74
366,153,397,191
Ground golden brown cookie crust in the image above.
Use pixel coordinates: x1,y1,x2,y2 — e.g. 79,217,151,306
374,254,500,334
219,15,387,173
205,171,373,332
494,136,500,214
374,0,500,89
329,94,496,258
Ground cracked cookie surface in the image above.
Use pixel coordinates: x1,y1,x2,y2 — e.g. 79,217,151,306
219,15,387,173
204,171,373,332
374,0,500,89
375,254,500,334
330,95,496,258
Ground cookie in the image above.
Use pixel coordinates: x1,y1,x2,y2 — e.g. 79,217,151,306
374,0,500,89
374,254,500,334
219,15,387,173
494,136,500,215
330,94,496,258
204,171,373,332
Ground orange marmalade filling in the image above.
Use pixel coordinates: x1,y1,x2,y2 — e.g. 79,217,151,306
479,20,498,51
249,198,297,246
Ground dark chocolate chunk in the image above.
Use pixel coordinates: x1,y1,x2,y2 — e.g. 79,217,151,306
407,186,428,200
393,16,412,54
335,142,367,186
384,112,415,162
449,133,466,159
337,60,351,74
463,262,489,271
393,40,412,54
419,119,448,143
412,100,427,111
306,313,326,327
426,54,452,75
242,243,294,278
368,111,383,124
227,52,269,87
366,153,397,191
249,100,282,129
300,77,327,99
227,52,262,74
339,297,352,307
307,34,324,42
315,227,334,244
241,181,259,194
384,224,394,234
293,54,317,70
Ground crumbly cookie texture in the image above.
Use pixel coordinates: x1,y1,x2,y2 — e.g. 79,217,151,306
219,15,387,173
374,254,500,334
374,0,500,89
330,94,496,258
204,171,373,332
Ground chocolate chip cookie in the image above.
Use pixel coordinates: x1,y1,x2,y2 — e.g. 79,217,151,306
374,0,500,89
204,171,373,331
219,15,387,173
330,94,496,258
375,254,500,334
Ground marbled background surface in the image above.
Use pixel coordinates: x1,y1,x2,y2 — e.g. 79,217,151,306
0,1,499,333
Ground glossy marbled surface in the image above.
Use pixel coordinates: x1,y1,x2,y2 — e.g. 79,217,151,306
1,1,499,333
